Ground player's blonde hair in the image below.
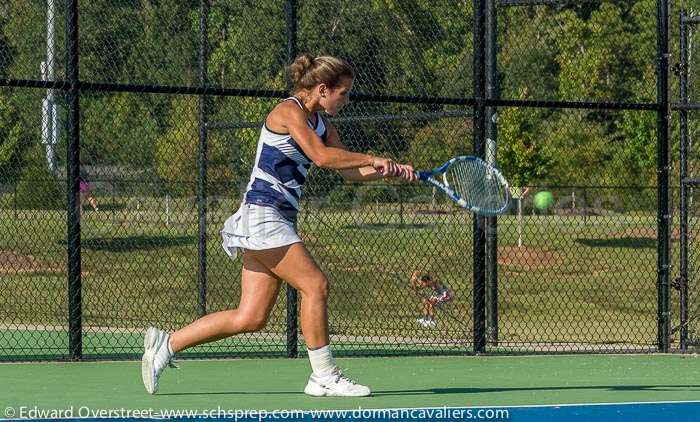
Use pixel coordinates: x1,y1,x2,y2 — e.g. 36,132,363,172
287,54,354,93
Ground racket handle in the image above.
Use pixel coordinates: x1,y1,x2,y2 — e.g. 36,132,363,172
415,171,430,181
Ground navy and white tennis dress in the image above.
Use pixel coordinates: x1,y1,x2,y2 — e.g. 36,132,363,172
221,97,327,259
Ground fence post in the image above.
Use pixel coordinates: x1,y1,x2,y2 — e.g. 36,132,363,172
679,9,690,351
656,0,671,353
485,0,499,347
473,0,487,354
285,0,299,359
197,0,210,319
65,0,82,361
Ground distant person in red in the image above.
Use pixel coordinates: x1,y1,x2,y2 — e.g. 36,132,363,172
79,167,99,211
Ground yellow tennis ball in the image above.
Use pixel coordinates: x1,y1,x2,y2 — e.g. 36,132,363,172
533,191,554,210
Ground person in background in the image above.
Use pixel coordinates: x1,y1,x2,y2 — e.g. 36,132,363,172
79,166,99,212
411,270,452,329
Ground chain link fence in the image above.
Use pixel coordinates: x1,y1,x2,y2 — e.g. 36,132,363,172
0,0,692,360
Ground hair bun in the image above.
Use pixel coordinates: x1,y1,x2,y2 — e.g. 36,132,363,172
288,54,315,88
287,53,354,93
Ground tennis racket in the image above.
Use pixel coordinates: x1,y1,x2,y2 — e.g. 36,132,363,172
415,156,510,216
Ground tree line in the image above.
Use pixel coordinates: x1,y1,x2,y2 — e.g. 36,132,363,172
0,0,689,209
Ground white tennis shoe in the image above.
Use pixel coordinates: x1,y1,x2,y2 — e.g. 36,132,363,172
141,327,177,394
417,317,437,328
304,368,371,397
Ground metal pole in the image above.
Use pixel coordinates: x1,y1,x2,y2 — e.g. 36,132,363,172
42,0,57,173
473,0,487,355
679,9,690,351
285,0,299,358
485,0,498,346
65,0,82,361
197,0,210,318
656,0,671,353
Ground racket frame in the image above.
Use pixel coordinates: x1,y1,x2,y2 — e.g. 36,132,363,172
415,156,510,216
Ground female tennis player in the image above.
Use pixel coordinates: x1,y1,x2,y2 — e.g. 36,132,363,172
142,54,416,397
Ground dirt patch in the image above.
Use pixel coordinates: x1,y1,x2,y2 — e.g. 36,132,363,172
498,246,565,270
0,250,90,276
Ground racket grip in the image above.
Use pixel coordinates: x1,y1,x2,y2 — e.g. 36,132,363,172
415,171,430,181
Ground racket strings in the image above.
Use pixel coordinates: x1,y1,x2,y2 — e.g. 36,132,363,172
448,160,508,213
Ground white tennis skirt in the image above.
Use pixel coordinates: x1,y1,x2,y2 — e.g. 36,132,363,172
220,203,302,260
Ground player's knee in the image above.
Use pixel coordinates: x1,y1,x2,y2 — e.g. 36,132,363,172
236,313,268,333
303,274,329,302
243,317,268,333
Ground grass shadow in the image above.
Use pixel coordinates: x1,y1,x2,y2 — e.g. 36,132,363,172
576,237,656,249
342,223,435,231
60,235,196,252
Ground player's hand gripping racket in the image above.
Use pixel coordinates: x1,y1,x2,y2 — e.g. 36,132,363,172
415,156,510,216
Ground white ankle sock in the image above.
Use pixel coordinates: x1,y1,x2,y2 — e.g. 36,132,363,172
307,345,336,377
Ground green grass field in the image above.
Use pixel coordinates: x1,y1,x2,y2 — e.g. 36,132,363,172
0,194,690,359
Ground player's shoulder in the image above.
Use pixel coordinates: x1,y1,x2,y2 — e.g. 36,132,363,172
270,100,306,122
266,99,305,130
274,98,303,114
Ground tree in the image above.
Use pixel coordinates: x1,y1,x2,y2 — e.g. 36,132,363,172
0,16,13,77
550,0,659,194
498,91,554,247
208,1,284,87
403,117,472,207
0,91,31,183
79,0,141,83
610,110,656,187
80,93,159,166
498,5,559,100
0,2,51,181
16,144,64,210
553,4,635,102
125,0,198,86
498,101,553,189
404,119,472,170
154,97,238,197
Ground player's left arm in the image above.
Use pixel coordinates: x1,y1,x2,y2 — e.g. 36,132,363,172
324,119,415,182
